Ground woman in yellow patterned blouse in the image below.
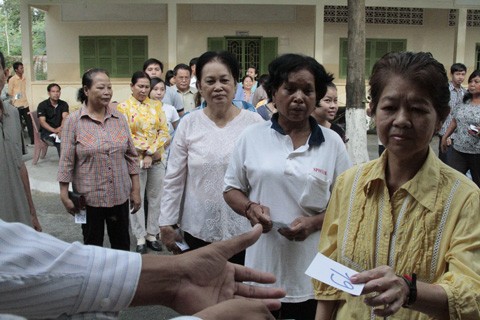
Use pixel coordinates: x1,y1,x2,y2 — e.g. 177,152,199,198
117,71,170,254
314,52,480,320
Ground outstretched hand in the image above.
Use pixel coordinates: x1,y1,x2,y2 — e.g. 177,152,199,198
171,224,285,314
131,224,285,316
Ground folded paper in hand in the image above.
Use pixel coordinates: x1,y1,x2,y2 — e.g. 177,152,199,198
49,133,61,143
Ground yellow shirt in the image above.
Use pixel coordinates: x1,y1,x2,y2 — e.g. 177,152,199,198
314,148,480,320
8,74,28,108
117,96,170,159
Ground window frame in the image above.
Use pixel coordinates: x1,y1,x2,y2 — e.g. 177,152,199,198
79,36,148,78
339,38,407,79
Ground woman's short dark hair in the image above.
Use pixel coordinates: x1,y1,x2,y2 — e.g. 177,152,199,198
78,68,109,103
463,69,480,104
150,77,165,95
369,52,450,122
257,74,269,88
131,71,150,85
326,82,337,90
165,70,175,86
242,75,254,85
265,54,334,104
196,51,240,85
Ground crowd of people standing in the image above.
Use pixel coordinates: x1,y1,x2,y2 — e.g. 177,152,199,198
1,47,479,320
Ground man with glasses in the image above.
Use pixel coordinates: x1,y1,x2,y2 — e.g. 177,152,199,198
174,63,197,115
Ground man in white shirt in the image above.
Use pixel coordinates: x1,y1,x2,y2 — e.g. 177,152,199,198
0,220,284,319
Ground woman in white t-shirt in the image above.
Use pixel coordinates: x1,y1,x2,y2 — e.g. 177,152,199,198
159,51,263,265
223,54,351,319
149,77,180,137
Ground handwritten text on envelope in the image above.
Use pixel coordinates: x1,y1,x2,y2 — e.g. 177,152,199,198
305,253,365,296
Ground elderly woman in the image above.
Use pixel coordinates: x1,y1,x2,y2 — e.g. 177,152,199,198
441,69,480,187
58,68,141,251
159,51,263,264
223,54,352,319
314,52,480,320
234,75,255,104
117,71,170,254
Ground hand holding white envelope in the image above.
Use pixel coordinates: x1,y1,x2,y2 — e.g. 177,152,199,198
305,253,365,296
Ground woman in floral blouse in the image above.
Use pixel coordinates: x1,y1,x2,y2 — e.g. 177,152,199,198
117,71,170,254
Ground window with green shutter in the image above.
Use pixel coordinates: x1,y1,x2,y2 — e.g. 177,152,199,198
339,38,406,79
79,36,148,78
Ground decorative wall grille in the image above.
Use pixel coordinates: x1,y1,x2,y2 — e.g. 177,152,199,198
449,9,480,27
324,6,423,25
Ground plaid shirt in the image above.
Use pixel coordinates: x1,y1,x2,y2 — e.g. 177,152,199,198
58,105,139,207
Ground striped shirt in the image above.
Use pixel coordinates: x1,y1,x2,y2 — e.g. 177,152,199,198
57,105,139,207
0,219,141,319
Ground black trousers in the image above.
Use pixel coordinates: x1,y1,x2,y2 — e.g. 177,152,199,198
449,148,480,187
41,131,61,156
17,107,34,144
270,299,317,320
437,135,453,164
82,200,130,251
183,231,245,265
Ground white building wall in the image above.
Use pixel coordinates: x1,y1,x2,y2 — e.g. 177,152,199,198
29,4,479,108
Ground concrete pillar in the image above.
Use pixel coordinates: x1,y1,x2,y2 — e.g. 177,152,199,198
167,3,178,70
314,3,325,63
20,0,33,106
454,8,467,63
